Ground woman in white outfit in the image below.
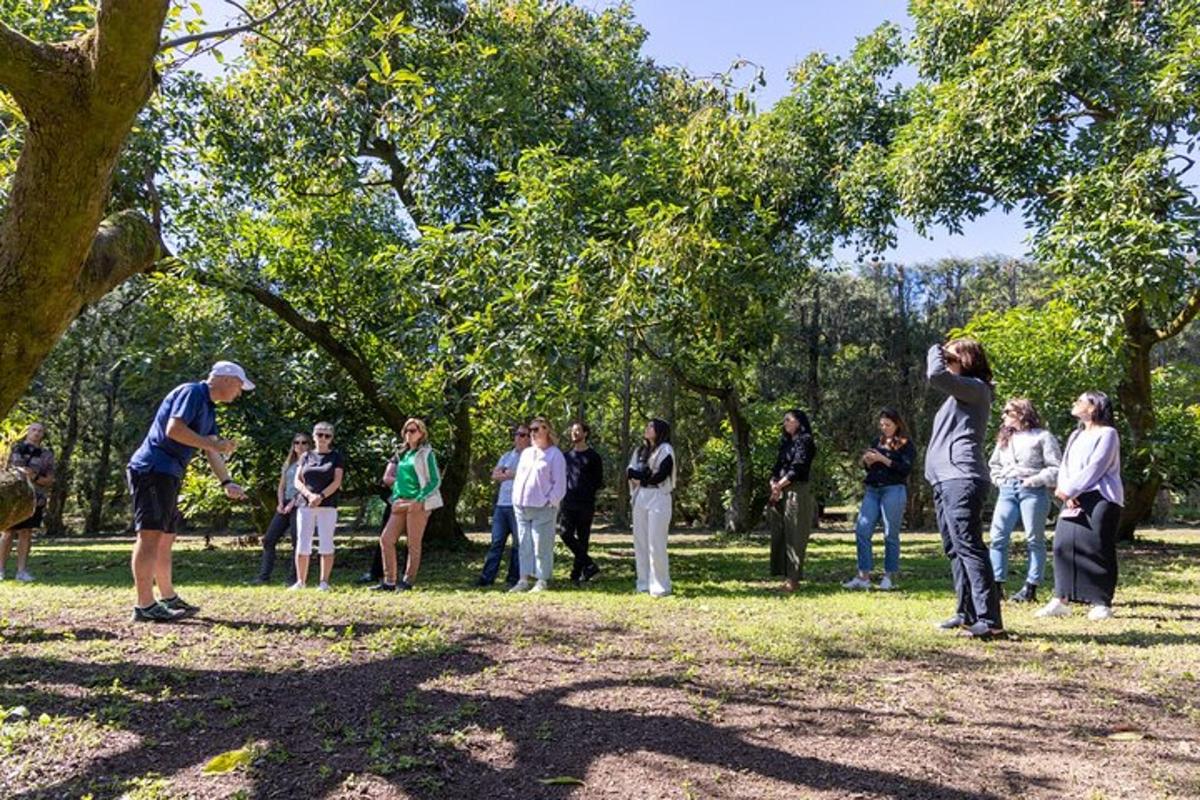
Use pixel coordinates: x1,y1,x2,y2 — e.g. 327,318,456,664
292,421,344,591
628,418,676,597
511,416,566,593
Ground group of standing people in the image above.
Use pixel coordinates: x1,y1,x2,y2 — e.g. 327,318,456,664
3,352,1124,630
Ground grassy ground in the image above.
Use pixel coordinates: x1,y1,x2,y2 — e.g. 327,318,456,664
1,522,1198,799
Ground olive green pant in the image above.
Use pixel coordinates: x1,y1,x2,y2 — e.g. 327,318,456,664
768,483,814,581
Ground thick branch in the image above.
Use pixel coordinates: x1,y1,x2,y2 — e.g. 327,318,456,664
160,0,301,51
233,281,409,433
636,331,732,399
0,20,70,110
1155,284,1200,343
94,0,170,109
358,137,422,223
77,210,167,305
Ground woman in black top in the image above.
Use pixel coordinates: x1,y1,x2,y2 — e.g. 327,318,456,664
843,408,915,591
766,409,816,592
291,421,344,591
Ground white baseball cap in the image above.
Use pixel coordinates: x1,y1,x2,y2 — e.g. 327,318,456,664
209,360,255,390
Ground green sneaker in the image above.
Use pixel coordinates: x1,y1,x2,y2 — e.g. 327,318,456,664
160,595,200,617
132,602,185,623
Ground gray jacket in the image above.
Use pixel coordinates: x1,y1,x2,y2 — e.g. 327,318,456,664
988,428,1062,488
923,344,993,485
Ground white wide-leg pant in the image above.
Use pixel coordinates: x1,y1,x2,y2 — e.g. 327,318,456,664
632,488,672,596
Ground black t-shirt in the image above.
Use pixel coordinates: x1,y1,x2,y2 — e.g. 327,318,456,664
564,447,604,508
299,449,344,507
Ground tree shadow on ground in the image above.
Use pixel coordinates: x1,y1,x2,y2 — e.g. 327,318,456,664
1,640,1010,800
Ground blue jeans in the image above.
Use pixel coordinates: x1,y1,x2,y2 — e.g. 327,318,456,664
515,504,558,581
479,505,520,585
855,484,906,574
988,482,1050,585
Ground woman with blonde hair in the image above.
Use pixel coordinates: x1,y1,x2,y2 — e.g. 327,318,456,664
2,422,55,582
987,398,1061,603
291,421,344,591
253,432,311,585
511,416,566,592
374,417,442,591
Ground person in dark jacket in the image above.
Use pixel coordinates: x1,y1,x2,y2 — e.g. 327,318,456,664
559,421,604,586
926,339,1004,638
766,409,816,592
843,408,915,591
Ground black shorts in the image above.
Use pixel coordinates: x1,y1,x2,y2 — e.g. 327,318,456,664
127,468,183,533
10,505,44,531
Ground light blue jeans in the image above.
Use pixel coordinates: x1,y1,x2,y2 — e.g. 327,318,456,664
855,484,906,574
987,482,1050,585
515,504,558,581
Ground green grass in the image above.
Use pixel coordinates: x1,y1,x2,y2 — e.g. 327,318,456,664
1,524,1198,799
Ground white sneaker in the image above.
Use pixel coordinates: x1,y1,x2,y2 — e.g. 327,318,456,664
530,579,548,593
1088,604,1113,621
317,581,331,592
878,574,897,591
841,575,872,590
508,579,531,593
287,582,305,591
15,570,33,583
1035,598,1072,618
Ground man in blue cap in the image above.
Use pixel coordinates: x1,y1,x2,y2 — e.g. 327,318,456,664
126,361,253,622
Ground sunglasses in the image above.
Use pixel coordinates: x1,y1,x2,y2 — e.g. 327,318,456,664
515,431,530,437
404,427,421,434
314,432,332,439
293,439,311,446
530,425,544,432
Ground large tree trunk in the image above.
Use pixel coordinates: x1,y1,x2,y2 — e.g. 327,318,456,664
721,388,755,534
85,363,122,533
0,468,36,531
44,342,87,535
613,339,633,528
1116,309,1158,541
0,3,170,419
423,375,473,548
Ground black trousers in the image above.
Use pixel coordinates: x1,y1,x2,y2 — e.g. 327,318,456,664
558,503,597,580
934,479,1002,628
259,509,297,581
1053,490,1120,606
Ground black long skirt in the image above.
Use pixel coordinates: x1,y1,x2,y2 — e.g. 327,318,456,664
1052,490,1120,606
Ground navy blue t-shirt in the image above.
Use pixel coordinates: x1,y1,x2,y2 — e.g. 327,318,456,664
128,382,218,478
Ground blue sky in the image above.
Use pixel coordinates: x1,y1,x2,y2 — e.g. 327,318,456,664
195,0,1029,263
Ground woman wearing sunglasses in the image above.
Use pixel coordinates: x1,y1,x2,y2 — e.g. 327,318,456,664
253,432,311,585
511,417,566,592
291,422,344,591
375,418,442,591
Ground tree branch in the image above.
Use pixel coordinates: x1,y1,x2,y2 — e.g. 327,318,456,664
1155,283,1200,343
358,136,422,223
229,280,410,433
159,0,300,51
0,20,71,110
94,0,170,110
635,330,732,398
78,210,168,306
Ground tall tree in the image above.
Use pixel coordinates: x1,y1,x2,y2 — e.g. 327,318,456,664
884,0,1200,536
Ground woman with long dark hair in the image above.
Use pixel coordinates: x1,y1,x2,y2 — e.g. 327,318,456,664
1036,391,1122,621
766,409,816,592
627,418,676,597
843,408,914,591
986,398,1061,603
926,338,1004,638
253,432,311,584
